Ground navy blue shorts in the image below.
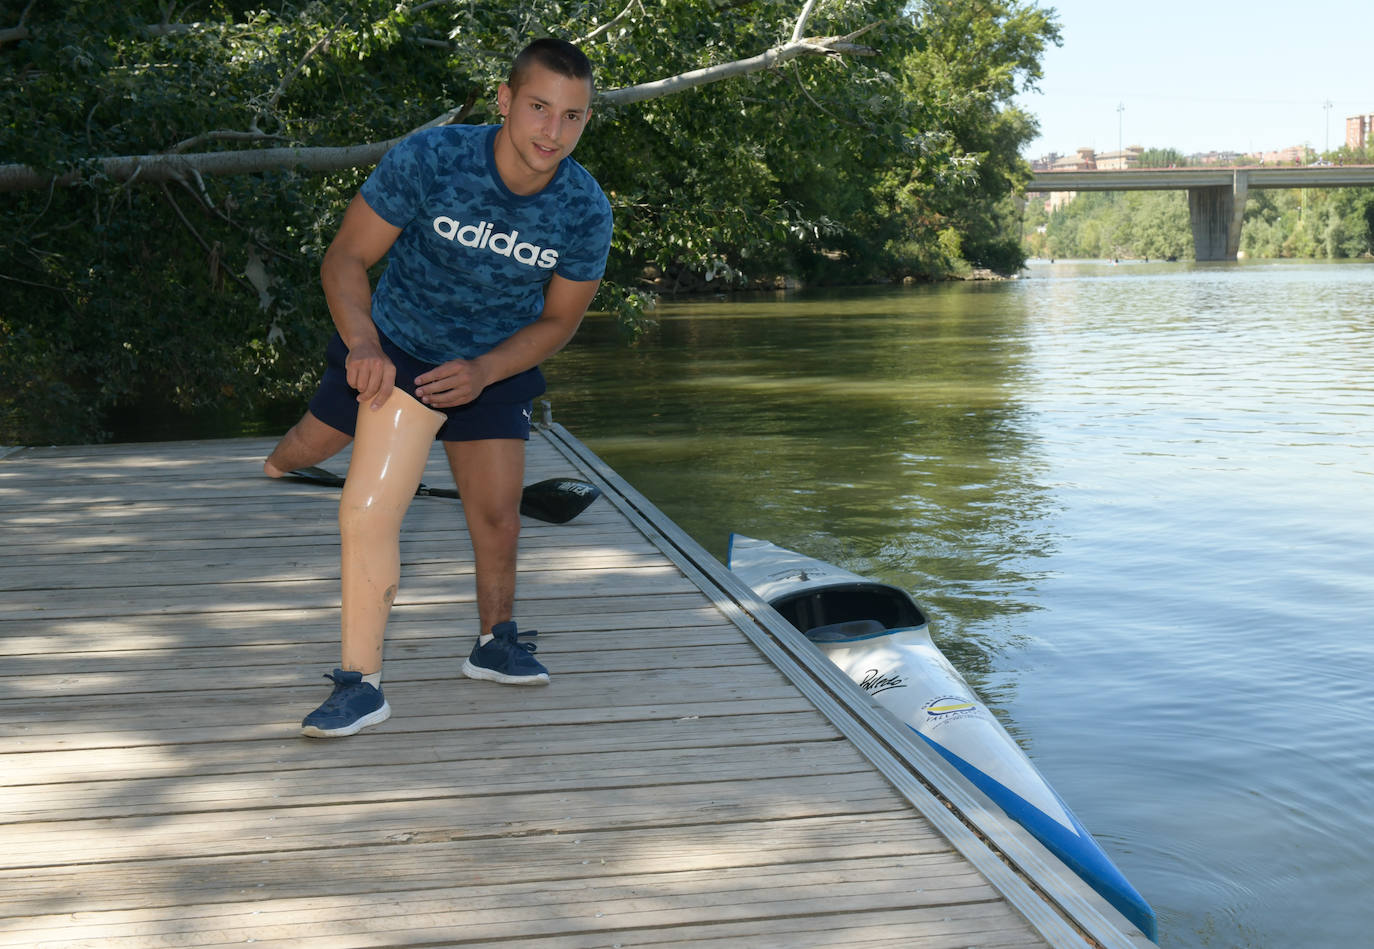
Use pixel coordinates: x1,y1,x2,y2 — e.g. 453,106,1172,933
307,331,546,442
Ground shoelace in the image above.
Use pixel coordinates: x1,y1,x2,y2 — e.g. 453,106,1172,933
316,671,366,711
497,629,539,654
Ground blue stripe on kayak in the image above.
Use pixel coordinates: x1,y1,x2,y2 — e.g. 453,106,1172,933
914,729,1158,942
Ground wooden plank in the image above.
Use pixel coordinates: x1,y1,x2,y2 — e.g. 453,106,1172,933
0,596,725,656
0,563,701,619
0,623,747,678
0,509,633,547
0,812,950,915
0,698,822,757
5,738,875,822
0,541,667,589
6,770,910,867
0,526,654,568
2,860,1025,948
3,709,840,784
0,667,806,747
6,642,768,695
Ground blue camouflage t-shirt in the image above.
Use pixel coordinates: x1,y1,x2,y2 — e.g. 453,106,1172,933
359,123,613,364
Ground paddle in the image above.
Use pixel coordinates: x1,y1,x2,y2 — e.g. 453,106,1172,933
282,466,601,524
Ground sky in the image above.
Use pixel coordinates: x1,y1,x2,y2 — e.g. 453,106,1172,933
1013,0,1372,159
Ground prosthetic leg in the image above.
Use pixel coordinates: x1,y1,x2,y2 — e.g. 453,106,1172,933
338,387,446,673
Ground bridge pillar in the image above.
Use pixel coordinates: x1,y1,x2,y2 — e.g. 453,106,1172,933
1187,171,1249,261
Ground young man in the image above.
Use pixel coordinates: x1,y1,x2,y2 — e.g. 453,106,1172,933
270,38,613,738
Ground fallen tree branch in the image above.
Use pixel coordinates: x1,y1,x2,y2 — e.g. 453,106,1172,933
169,130,287,154
0,30,879,191
0,141,401,192
598,32,877,106
577,0,641,46
791,0,822,43
0,0,36,45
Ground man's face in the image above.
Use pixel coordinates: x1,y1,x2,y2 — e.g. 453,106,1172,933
495,62,593,189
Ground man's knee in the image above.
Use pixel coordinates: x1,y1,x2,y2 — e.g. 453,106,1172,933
265,411,353,477
443,440,525,539
472,503,522,544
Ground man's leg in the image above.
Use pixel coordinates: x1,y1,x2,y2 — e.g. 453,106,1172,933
264,411,353,478
444,438,525,633
301,388,444,738
447,438,549,685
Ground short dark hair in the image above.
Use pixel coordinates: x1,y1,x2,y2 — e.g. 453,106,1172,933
509,38,594,94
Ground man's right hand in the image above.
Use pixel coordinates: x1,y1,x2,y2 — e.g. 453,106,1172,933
320,194,405,413
344,339,396,411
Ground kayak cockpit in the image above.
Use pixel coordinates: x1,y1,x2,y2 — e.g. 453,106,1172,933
770,581,927,642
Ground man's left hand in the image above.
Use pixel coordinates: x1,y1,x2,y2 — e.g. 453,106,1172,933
414,359,491,409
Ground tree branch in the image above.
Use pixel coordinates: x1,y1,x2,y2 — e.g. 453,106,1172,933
791,0,822,43
252,26,337,134
412,88,482,131
170,130,287,154
577,0,642,46
0,141,401,192
598,32,875,106
0,31,878,191
0,0,36,45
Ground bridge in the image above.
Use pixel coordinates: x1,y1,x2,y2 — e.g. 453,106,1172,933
1026,165,1374,260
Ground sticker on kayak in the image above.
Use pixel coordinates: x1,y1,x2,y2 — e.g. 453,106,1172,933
922,695,982,725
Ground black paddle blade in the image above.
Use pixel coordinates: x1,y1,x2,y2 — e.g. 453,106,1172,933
518,478,601,524
284,466,346,488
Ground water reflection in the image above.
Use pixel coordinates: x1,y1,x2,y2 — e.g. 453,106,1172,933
544,284,1058,677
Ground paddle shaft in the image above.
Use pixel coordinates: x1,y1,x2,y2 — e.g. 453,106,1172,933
282,466,598,524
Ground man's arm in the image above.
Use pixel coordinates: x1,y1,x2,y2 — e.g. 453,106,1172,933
414,274,601,409
320,194,403,410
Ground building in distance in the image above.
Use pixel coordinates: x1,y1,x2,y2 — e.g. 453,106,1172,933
1347,113,1374,150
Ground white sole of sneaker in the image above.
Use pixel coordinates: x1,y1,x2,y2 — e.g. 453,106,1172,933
300,700,392,738
461,659,549,685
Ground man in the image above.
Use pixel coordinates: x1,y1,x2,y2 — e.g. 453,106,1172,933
268,38,613,738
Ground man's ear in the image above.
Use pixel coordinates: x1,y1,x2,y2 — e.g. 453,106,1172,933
496,82,512,117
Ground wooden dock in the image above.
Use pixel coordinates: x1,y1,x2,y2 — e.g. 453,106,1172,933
0,427,1150,948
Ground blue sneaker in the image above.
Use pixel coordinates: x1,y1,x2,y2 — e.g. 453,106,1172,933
300,669,391,738
461,622,549,685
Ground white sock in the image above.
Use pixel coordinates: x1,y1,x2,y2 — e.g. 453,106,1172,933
362,671,382,689
479,633,494,646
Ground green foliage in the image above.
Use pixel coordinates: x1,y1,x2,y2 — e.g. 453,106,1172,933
1,0,1057,444
1138,148,1186,168
1239,187,1374,260
1032,190,1191,261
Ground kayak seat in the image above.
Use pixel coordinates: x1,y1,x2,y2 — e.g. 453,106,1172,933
803,618,888,643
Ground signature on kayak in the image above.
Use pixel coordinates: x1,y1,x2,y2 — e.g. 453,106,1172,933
858,668,907,695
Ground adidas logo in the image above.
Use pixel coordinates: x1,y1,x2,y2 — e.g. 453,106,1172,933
431,217,559,269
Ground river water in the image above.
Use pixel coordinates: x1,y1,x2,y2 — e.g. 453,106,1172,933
541,259,1374,948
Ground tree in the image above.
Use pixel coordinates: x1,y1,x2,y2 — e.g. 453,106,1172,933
1,1,1056,445
1138,147,1186,168
876,0,1060,277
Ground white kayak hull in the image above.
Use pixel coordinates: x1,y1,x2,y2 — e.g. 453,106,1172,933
728,534,1157,942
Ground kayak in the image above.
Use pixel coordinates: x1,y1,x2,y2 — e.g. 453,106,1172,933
727,533,1158,942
